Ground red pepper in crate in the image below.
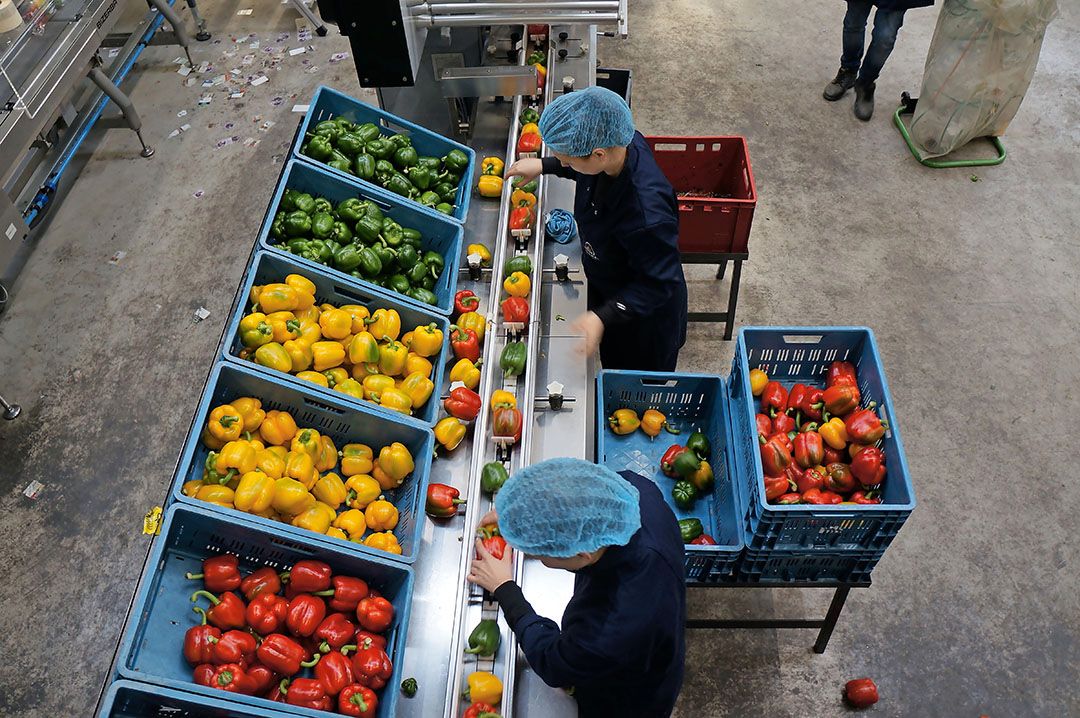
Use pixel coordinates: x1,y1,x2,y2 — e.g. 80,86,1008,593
824,463,858,494
660,445,688,477
492,405,523,443
316,612,357,651
355,631,388,652
826,361,858,388
777,493,802,504
793,465,825,495
425,483,466,518
185,554,242,593
501,297,530,324
767,431,794,453
477,524,508,560
823,445,844,465
845,408,886,444
454,290,480,316
283,677,332,710
190,591,246,631
801,488,843,505
689,534,717,545
786,384,808,417
822,385,859,416
755,414,772,441
356,596,394,633
211,663,255,694
450,326,481,362
287,595,327,637
760,435,792,478
764,476,792,502
247,592,288,635
240,567,282,601
328,577,370,614
183,611,221,666
844,678,880,708
771,413,796,436
793,432,824,468
851,490,882,505
315,649,356,696
760,381,788,417
282,560,332,593
509,206,535,231
246,663,277,695
352,645,394,690
850,446,886,486
257,633,314,676
193,663,216,687
801,387,824,422
339,684,379,717
210,630,257,666
445,386,483,421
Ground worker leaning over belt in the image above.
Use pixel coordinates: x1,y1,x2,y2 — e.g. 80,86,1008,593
506,86,688,372
467,458,686,717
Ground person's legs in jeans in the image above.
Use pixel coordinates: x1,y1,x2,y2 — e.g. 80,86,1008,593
858,8,906,86
841,0,875,73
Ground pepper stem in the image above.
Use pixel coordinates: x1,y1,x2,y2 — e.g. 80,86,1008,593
185,572,205,581
463,646,487,655
663,423,681,435
312,589,335,597
190,590,221,606
300,653,321,668
339,643,357,656
192,605,209,625
279,678,290,695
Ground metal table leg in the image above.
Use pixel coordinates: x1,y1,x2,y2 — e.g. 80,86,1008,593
813,585,850,654
185,0,212,41
0,393,20,420
291,0,328,36
723,259,742,340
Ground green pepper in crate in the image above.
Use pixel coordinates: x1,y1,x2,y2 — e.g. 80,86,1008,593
357,247,383,277
371,244,396,272
336,132,365,156
432,182,456,203
417,156,441,171
385,172,416,199
336,199,365,224
284,211,312,238
672,481,697,510
419,191,441,208
408,287,438,306
355,216,383,245
355,123,381,143
285,238,310,255
311,212,335,239
332,221,353,244
313,197,333,214
435,203,454,215
305,135,333,161
406,165,433,191
687,430,710,460
269,211,287,241
360,200,383,222
280,189,299,211
678,518,704,543
333,244,364,272
327,158,351,173
388,134,411,149
420,274,436,292
443,149,470,173
401,228,423,248
367,138,394,160
393,146,419,170
293,193,316,214
308,240,334,264
396,244,420,270
405,261,429,286
422,251,444,277
381,219,405,248
313,120,341,140
388,274,411,295
331,115,355,132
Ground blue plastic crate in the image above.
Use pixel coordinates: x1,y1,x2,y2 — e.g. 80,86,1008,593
259,160,463,315
173,361,434,564
99,680,299,717
116,505,413,718
596,370,746,583
735,548,883,584
731,327,916,552
292,86,475,224
224,251,449,426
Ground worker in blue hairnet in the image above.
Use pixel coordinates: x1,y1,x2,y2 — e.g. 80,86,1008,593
468,458,686,717
506,86,687,371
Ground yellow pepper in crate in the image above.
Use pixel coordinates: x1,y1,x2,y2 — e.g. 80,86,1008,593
640,409,677,438
365,497,399,531
450,359,481,390
476,174,504,198
259,410,297,446
749,368,769,397
311,341,346,372
466,671,503,705
195,484,234,508
335,378,365,400
378,339,408,376
377,443,415,486
400,372,435,409
208,440,258,482
409,323,444,358
255,343,292,373
456,312,486,344
345,475,381,510
404,353,433,379
290,428,322,458
234,471,276,513
340,304,370,333
348,332,380,365
285,451,318,490
267,312,301,343
400,331,413,351
294,305,320,324
325,527,348,541
239,313,273,348
201,426,226,451
315,435,338,472
258,284,300,313
319,308,353,340
608,408,641,435
292,502,336,534
312,472,347,510
363,531,402,555
434,417,467,452
272,478,314,516
481,156,504,176
323,367,348,389
207,404,244,442
285,273,316,297
340,444,374,477
254,447,285,479
366,308,401,341
819,418,849,451
351,362,381,381
229,397,265,434
283,339,313,373
333,508,367,539
297,320,322,346
296,370,329,388
182,480,204,498
362,374,395,402
380,387,413,414
466,243,492,267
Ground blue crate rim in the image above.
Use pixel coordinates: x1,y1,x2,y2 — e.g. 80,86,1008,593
99,680,299,717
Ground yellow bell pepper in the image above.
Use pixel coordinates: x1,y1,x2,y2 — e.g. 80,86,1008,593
323,367,349,389
365,497,399,531
363,531,402,555
503,271,531,297
434,417,467,452
456,311,486,343
255,447,286,479
252,506,281,521
312,472,348,510
319,308,353,340
377,339,408,376
311,341,346,372
379,387,413,415
207,404,244,442
490,389,517,410
283,339,313,373
608,408,641,435
340,304,371,333
249,284,263,307
297,320,322,346
315,435,338,473
466,671,503,706
254,342,293,373
285,450,318,490
266,311,301,343
285,273,317,297
511,188,537,209
266,445,288,461
296,370,329,388
351,362,381,381
244,435,266,450
450,359,481,390
749,368,769,397
366,308,401,341
520,122,540,136
182,479,204,498
234,471,276,513
819,418,849,451
272,478,314,516
334,378,366,400
481,156,504,176
290,428,322,458
333,508,367,538
477,174,504,198
258,284,300,313
294,305,320,324
375,442,415,489
325,527,348,541
209,440,258,481
348,332,380,365
400,372,435,409
201,426,226,451
292,501,336,534
229,397,265,434
340,443,374,477
362,374,396,402
405,353,434,379
410,323,443,358
345,474,381,510
400,331,413,351
259,410,298,446
195,484,234,508
467,243,492,267
335,333,355,353
239,312,273,348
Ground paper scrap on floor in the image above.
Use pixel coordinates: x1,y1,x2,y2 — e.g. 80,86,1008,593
289,47,306,56
109,251,126,265
178,65,192,76
237,8,253,15
23,481,44,499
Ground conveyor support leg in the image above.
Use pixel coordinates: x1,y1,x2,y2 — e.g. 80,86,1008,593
147,0,195,66
87,68,155,158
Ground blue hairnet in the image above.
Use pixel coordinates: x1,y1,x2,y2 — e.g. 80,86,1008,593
494,458,641,558
538,86,635,157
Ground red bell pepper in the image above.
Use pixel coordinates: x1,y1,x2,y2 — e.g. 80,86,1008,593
246,663,277,695
450,326,481,362
799,421,820,434
315,612,357,651
283,677,332,710
240,566,282,601
257,633,315,676
355,596,394,633
826,361,858,388
517,132,542,154
660,445,688,477
801,387,824,422
771,413,796,436
190,591,246,631
823,462,858,494
844,677,879,708
844,408,886,444
211,630,258,665
850,446,886,486
327,576,370,614
771,431,794,453
286,595,327,638
764,475,792,502
246,592,288,636
444,386,482,421
500,297,530,324
760,435,792,478
282,560,332,593
185,554,242,593
793,465,826,494
454,289,480,316
755,414,772,442
355,631,388,652
339,684,379,717
183,610,221,666
760,381,788,417
777,492,802,504
823,446,844,465
786,384,808,417
801,488,843,505
464,703,502,718
351,645,394,690
193,663,216,687
793,431,824,468
822,384,859,416
477,524,507,560
850,490,882,505
689,534,717,545
314,649,355,696
425,483,465,518
509,206,534,231
492,405,523,443
210,663,255,694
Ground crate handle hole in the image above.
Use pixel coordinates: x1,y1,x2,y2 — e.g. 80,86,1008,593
639,378,678,387
334,285,372,305
303,397,347,415
653,143,686,152
711,143,722,151
695,143,705,151
782,335,823,344
358,193,394,211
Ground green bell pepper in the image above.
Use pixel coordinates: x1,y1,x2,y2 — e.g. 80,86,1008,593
313,198,333,215
293,193,316,214
331,115,355,132
435,203,454,215
374,159,395,182
357,247,383,277
432,182,456,202
304,135,333,161
500,341,526,379
371,244,396,271
366,138,394,160
332,221,353,244
442,148,470,173
388,274,411,295
420,274,435,291
408,287,438,306
422,251,444,277
418,191,441,207
405,260,429,285
672,450,701,479
359,200,383,223
417,156,441,171
519,107,540,125
337,198,365,224
480,462,508,496
336,132,365,156
464,618,501,656
309,239,334,263
313,120,341,140
396,244,420,269
353,153,376,181
355,123,381,143
503,255,532,277
671,480,698,510
384,173,416,198
678,518,704,543
401,228,423,247
393,146,419,170
387,134,411,149
687,430,711,460
513,178,538,194
381,219,405,248
327,158,352,173
311,212,335,239
406,165,433,190
270,211,287,241
355,216,383,245
286,238,310,254
284,211,312,238
334,244,364,272
280,189,299,212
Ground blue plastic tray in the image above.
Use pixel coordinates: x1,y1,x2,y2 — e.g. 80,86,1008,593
735,548,883,584
99,680,299,717
225,251,450,426
259,160,463,315
116,505,413,718
731,327,916,552
292,86,475,224
173,361,434,564
596,370,746,583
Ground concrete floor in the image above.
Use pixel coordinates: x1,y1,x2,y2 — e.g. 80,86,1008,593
1,0,1078,715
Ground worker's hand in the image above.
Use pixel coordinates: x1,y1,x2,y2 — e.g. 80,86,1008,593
476,508,499,528
571,311,604,358
468,539,514,593
505,157,543,182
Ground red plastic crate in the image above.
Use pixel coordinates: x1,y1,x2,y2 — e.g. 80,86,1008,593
646,136,757,254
